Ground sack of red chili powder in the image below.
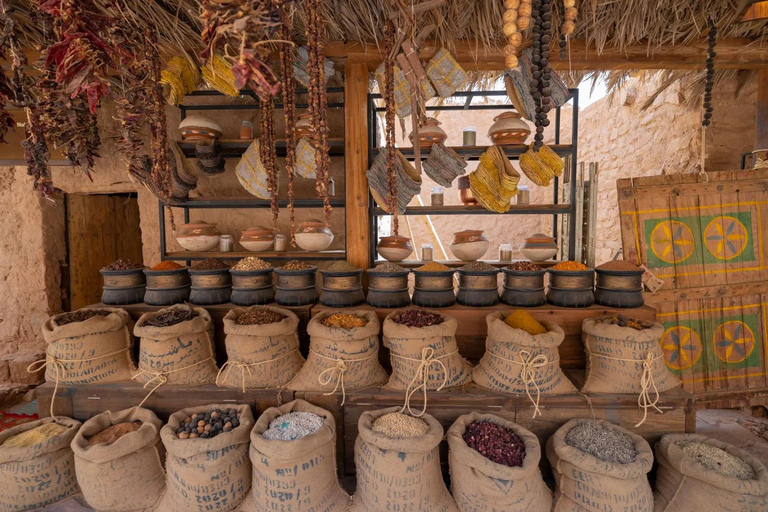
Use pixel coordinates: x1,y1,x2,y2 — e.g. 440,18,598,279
348,407,459,512
447,412,552,512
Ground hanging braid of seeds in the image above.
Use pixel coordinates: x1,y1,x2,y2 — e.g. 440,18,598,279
280,3,297,245
306,0,332,226
146,29,172,207
530,0,552,151
260,94,280,228
702,18,717,128
383,21,398,236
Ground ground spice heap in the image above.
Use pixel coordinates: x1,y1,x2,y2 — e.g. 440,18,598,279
597,314,653,330
191,258,229,271
176,408,240,439
87,422,142,447
280,260,313,271
232,256,272,271
565,421,637,464
323,313,368,329
552,261,589,271
507,261,542,271
372,412,429,439
463,420,526,467
55,309,112,326
326,261,360,272
417,262,452,272
236,308,286,325
262,412,324,441
597,260,641,271
392,309,444,328
102,259,144,271
2,423,69,448
145,305,198,328
504,310,547,335
460,261,497,272
369,262,406,273
679,441,755,480
150,261,183,271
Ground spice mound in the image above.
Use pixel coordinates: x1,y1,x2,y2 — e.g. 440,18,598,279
326,261,360,272
150,260,183,271
503,310,547,335
102,259,144,271
417,262,452,272
232,256,272,271
323,313,368,329
2,423,70,448
552,261,588,271
263,412,324,441
87,421,142,447
369,262,406,273
372,412,429,439
565,421,637,464
392,309,444,328
597,314,653,330
463,420,526,467
280,260,313,271
176,408,240,439
679,441,755,480
237,308,286,325
460,261,497,272
191,258,229,271
55,309,112,326
145,305,199,328
506,261,542,271
597,260,641,271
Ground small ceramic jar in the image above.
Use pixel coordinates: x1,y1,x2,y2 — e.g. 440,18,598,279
295,219,334,251
176,221,222,252
179,115,223,141
458,176,477,206
519,233,558,262
488,111,531,145
295,113,315,141
240,226,276,252
409,117,448,149
376,236,414,262
450,230,490,262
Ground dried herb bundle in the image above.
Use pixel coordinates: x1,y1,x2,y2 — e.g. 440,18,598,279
383,21,398,236
280,3,297,245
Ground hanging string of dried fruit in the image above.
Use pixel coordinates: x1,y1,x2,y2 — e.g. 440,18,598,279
559,0,576,59
260,95,280,228
383,21,399,235
503,0,529,70
702,18,717,128
0,0,17,144
305,0,332,227
529,0,552,151
145,29,172,206
279,2,298,244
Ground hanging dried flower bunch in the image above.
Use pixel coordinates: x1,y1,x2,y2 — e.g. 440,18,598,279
383,21,399,236
305,0,332,226
279,2,298,244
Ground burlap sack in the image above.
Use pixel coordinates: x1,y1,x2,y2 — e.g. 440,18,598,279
348,407,458,512
219,306,305,390
287,311,387,401
0,417,81,511
246,399,349,512
159,403,255,512
654,434,768,512
546,419,654,512
40,308,136,385
133,306,218,397
447,412,552,512
71,407,165,511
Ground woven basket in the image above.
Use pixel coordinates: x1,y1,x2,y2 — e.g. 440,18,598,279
427,48,468,98
235,140,269,198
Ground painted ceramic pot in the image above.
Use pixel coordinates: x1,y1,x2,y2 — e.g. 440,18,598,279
179,115,223,141
450,230,490,261
295,113,315,141
176,221,222,251
409,117,448,149
376,236,414,262
240,226,276,252
488,111,531,145
295,219,334,251
457,176,477,206
519,233,558,261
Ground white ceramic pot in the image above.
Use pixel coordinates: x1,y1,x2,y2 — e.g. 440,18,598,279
450,240,490,261
176,221,222,252
295,232,334,251
377,246,413,262
520,247,558,262
179,115,223,141
240,239,275,252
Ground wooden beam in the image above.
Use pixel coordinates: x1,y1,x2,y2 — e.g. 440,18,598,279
328,38,768,71
344,62,371,270
756,68,768,150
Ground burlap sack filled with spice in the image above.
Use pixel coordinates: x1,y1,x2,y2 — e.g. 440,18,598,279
0,417,81,511
247,399,350,512
219,306,304,390
41,308,136,386
426,47,468,98
348,407,458,512
133,306,218,399
546,419,654,512
654,434,768,512
287,311,387,401
71,407,165,511
473,313,576,412
159,404,254,512
447,412,552,512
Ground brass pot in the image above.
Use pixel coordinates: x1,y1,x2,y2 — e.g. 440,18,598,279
458,176,477,206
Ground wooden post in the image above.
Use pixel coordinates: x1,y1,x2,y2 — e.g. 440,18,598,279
344,62,371,269
756,68,768,151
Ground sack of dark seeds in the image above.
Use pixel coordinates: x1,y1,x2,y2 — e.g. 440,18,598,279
654,434,768,512
447,412,551,512
546,418,653,512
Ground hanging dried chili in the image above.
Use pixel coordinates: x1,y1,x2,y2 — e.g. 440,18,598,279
383,21,398,236
279,3,298,245
259,95,280,228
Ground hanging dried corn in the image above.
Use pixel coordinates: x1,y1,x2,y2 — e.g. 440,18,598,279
260,95,280,228
280,2,298,245
383,21,399,236
305,0,332,226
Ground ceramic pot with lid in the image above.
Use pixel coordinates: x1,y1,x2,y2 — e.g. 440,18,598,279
409,117,448,149
487,111,531,145
176,221,222,252
179,115,223,141
519,233,558,262
450,230,490,262
295,113,315,141
376,236,414,262
295,219,334,251
240,226,276,252
457,176,477,206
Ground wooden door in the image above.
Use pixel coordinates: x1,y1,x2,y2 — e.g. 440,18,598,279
65,193,143,310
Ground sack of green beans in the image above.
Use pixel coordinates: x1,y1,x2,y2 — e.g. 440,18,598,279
0,417,81,511
654,434,768,512
71,407,165,511
348,407,458,512
447,412,552,512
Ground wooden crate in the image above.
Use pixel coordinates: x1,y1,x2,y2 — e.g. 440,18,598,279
312,303,656,368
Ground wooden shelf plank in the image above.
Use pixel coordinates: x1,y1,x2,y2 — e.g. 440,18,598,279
373,144,573,160
372,204,571,215
165,250,345,260
176,138,345,158
373,259,559,269
163,197,346,209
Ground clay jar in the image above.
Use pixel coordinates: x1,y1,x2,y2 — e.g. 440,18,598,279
519,233,558,262
295,113,315,141
488,111,531,145
240,226,275,252
409,117,448,149
295,219,334,251
450,230,490,262
179,115,222,141
458,176,477,206
376,235,414,262
176,221,222,252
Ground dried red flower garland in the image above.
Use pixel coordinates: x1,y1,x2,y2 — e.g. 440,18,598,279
260,95,279,228
279,3,297,244
383,21,398,236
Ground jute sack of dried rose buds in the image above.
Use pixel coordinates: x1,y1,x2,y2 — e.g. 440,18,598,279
447,412,552,512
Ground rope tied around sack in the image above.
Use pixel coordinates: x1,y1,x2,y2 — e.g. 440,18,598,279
311,348,380,406
28,348,131,419
215,349,300,393
131,357,216,408
588,351,663,427
487,350,557,419
391,347,456,417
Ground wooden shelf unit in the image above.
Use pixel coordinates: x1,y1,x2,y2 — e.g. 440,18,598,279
165,250,345,261
373,259,558,268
